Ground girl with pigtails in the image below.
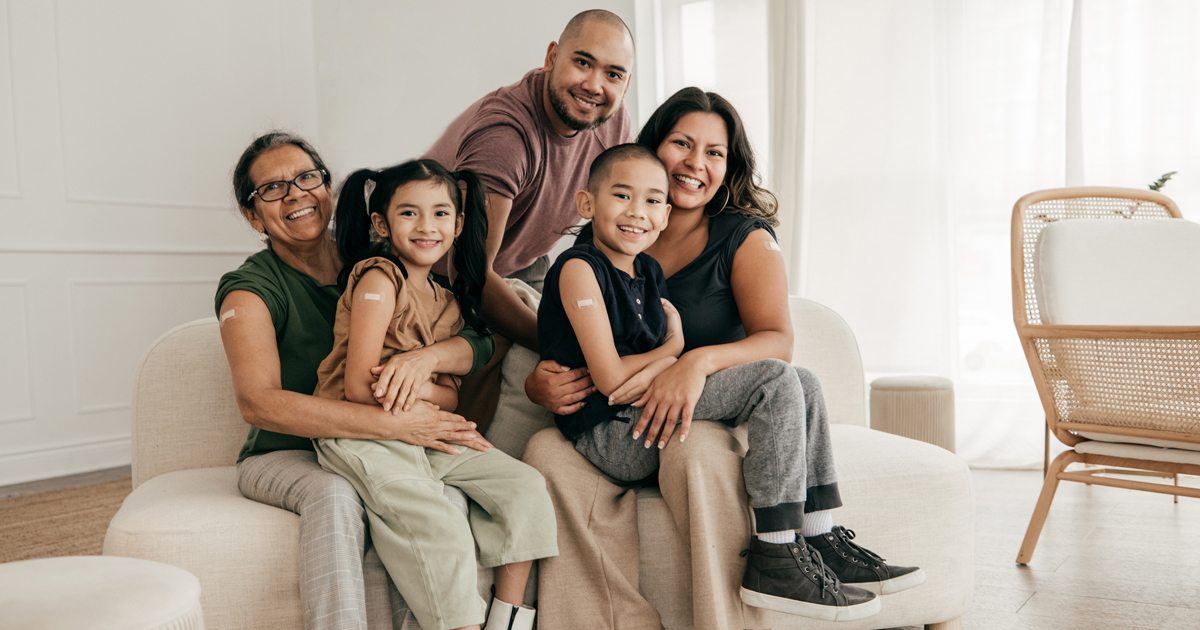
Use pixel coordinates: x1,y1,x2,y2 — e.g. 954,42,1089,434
311,159,557,630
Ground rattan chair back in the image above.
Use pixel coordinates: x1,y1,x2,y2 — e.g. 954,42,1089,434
1010,187,1199,447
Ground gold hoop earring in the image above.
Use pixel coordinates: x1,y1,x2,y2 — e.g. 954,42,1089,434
705,184,731,217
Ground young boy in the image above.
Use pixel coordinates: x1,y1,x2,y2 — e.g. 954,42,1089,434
537,144,914,621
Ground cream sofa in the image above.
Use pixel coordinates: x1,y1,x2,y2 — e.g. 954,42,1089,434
104,297,972,630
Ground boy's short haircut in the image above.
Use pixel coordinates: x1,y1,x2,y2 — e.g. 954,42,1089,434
587,143,668,193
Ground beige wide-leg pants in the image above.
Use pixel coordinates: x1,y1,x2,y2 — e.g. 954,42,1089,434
524,421,754,630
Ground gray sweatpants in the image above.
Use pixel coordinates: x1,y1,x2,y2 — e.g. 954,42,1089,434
574,359,841,532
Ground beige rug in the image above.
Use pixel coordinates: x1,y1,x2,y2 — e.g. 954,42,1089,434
0,478,132,563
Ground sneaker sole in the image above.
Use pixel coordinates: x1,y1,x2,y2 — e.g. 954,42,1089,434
847,568,927,595
739,587,881,621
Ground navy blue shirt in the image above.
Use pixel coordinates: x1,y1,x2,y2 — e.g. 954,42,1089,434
538,244,670,439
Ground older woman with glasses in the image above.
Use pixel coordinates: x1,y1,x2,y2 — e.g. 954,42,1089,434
215,131,494,629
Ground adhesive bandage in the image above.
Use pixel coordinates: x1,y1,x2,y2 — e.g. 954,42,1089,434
576,298,596,309
362,293,382,302
765,240,782,252
219,309,236,326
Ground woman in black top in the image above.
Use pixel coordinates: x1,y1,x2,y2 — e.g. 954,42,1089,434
524,88,921,629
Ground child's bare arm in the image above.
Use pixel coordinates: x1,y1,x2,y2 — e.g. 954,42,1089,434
559,259,683,396
417,372,460,411
344,269,399,405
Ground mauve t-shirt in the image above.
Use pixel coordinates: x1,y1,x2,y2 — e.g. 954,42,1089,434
423,68,633,277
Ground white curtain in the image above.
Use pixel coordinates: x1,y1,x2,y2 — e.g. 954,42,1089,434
644,0,1200,468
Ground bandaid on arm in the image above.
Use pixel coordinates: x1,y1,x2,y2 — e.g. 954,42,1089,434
219,309,236,327
764,240,782,252
362,293,383,302
576,297,597,309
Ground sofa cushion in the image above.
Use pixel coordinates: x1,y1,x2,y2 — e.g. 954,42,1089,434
633,425,973,629
105,467,307,629
486,344,555,460
105,466,494,630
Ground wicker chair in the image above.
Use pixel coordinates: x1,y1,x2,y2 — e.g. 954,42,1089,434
1012,186,1200,564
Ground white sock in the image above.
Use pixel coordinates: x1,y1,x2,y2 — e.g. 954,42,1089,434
801,509,834,538
756,529,796,544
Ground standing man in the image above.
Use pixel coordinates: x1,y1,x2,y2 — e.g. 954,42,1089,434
425,9,635,352
424,9,635,430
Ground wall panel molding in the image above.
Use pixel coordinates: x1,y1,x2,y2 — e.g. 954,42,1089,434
71,277,220,416
0,281,34,424
72,277,219,286
0,243,259,255
0,435,129,487
78,402,129,416
0,0,20,197
53,1,318,211
64,194,226,211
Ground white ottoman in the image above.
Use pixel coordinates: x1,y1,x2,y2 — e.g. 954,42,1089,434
0,556,203,630
870,375,956,453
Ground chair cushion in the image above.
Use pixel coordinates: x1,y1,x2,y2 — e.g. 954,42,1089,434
1076,431,1200,454
1034,218,1200,325
1075,438,1200,466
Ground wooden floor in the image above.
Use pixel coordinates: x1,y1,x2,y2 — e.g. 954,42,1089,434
957,467,1200,630
1,466,1196,629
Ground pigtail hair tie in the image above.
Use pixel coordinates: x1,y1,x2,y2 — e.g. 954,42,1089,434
363,178,377,214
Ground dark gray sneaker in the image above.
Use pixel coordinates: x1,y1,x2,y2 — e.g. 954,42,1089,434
739,536,880,621
805,526,926,595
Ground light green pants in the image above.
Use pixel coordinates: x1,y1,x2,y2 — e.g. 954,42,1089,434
315,438,558,630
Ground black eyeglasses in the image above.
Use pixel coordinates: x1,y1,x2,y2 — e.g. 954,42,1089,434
248,169,327,203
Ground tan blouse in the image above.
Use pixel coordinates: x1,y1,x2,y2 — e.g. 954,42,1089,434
313,257,464,402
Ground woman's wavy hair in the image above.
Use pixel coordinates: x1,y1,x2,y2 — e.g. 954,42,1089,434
636,87,778,226
334,159,489,336
232,131,332,214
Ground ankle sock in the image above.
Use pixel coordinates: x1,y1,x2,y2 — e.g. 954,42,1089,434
756,529,796,545
800,509,833,538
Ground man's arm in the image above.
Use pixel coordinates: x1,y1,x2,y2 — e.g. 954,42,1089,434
480,191,540,350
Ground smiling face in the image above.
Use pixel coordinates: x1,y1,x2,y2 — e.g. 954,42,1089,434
655,112,729,214
372,180,462,278
243,145,333,250
542,20,634,136
578,156,671,271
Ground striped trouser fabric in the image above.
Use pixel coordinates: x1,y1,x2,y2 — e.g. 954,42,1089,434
238,449,378,630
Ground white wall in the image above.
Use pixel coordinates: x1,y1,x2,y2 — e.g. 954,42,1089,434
312,0,638,175
0,0,635,486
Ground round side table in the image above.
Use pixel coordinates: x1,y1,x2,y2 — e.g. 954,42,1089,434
0,556,203,630
869,375,956,453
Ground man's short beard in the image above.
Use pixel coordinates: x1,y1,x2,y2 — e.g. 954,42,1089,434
547,72,612,132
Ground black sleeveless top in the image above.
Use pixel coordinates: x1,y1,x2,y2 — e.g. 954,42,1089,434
538,244,670,439
577,212,777,354
665,213,776,352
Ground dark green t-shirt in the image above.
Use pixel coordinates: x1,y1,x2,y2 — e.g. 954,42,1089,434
215,248,495,462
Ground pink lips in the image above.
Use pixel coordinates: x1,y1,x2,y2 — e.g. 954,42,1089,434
411,239,441,249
